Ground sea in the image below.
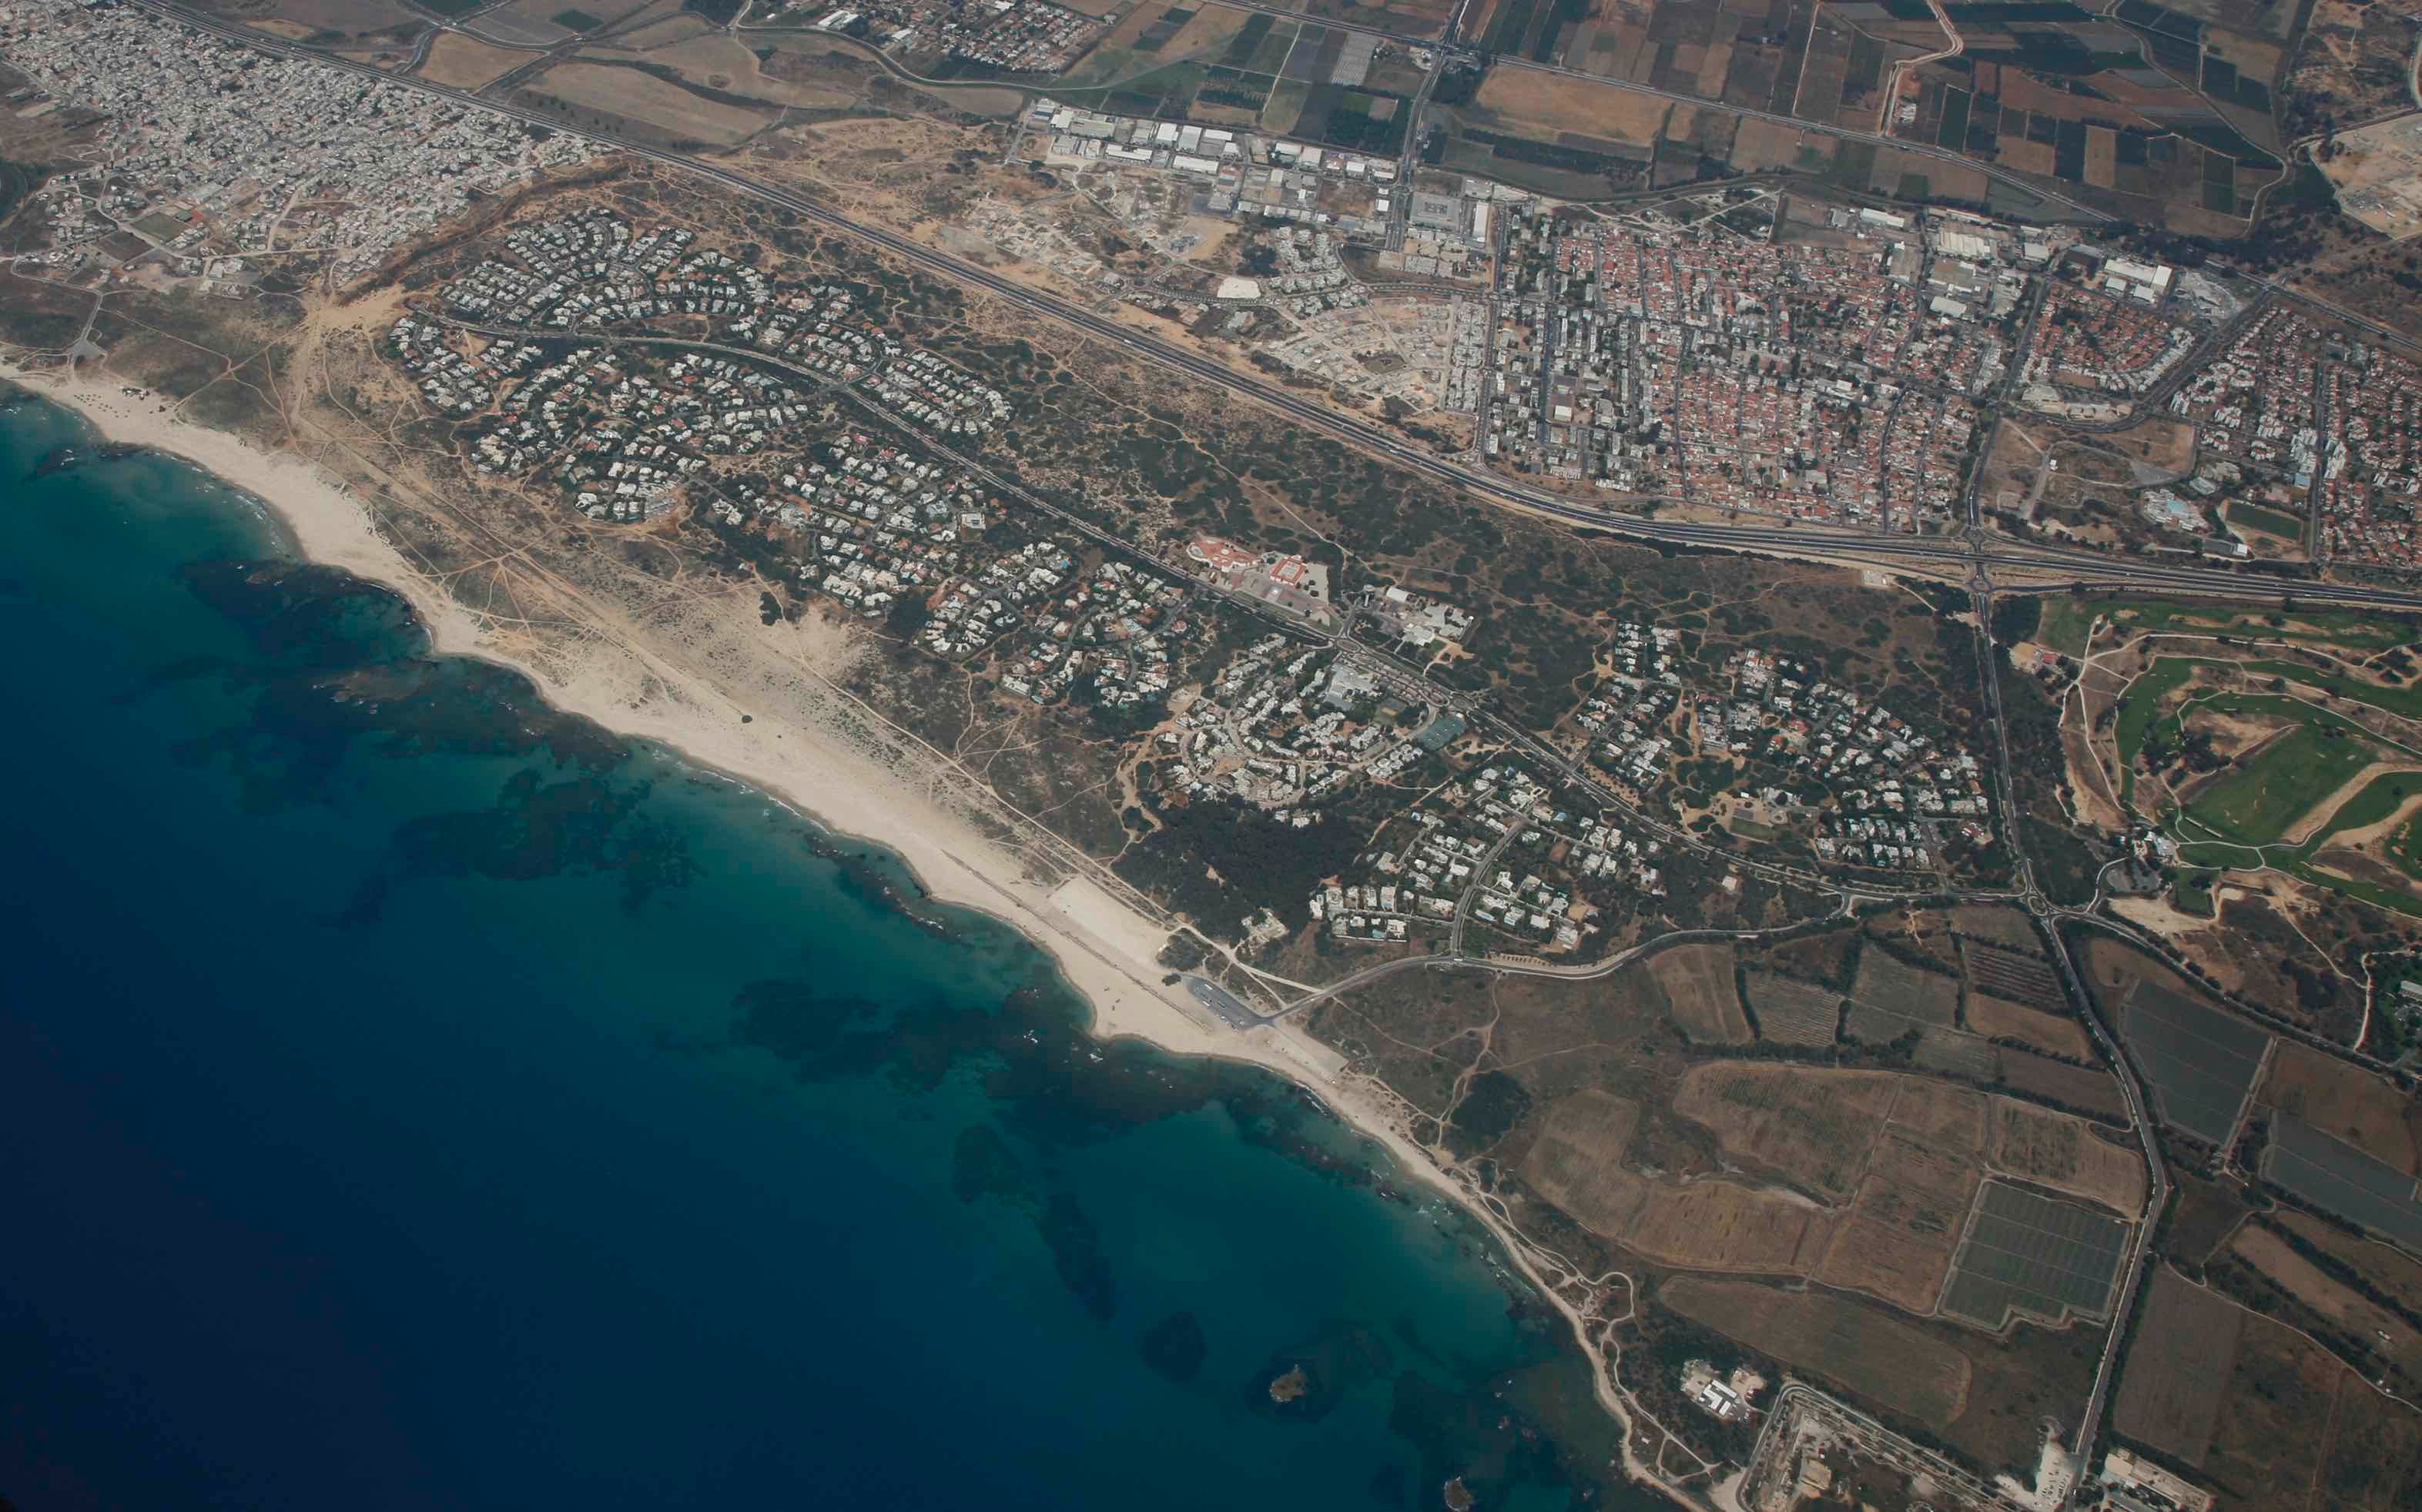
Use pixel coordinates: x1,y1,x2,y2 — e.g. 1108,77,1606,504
0,390,1659,1512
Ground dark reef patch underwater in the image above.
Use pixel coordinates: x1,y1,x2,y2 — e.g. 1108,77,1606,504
0,389,1659,1511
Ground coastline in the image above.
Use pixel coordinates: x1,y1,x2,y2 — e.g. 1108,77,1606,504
1,358,1706,1510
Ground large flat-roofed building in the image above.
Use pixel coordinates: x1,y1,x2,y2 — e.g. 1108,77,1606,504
1409,191,1459,232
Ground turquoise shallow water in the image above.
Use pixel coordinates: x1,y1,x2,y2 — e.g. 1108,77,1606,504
0,391,1650,1511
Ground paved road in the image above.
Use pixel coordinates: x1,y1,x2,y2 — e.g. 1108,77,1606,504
1187,0,2118,221
118,0,2422,616
117,12,2405,1482
1185,975,1268,1028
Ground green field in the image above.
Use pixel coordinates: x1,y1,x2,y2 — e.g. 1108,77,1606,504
2172,869,2218,917
2114,657,2213,801
2246,660,2422,721
2035,597,2418,658
2159,699,2422,915
2185,720,2387,844
2306,768,2422,844
2227,500,2310,542
2392,813,2422,879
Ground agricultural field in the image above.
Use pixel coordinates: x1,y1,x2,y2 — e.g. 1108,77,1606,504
1428,67,1663,195
1965,991,2094,1059
467,0,579,46
1646,941,1750,1044
1951,904,2043,953
1519,1088,1840,1273
1939,1179,2131,1330
1849,945,1960,1028
2261,1113,2422,1252
2257,1039,2421,1172
1538,0,1802,109
1961,939,2063,1009
2226,1222,2422,1390
1990,1101,2147,1213
1740,968,1842,1045
2195,1293,2422,1507
2115,976,2271,1145
1897,0,2290,230
2112,1268,2246,1466
195,0,428,45
1672,1062,1902,1201
1257,0,1457,40
2080,937,2270,1146
2269,1207,2422,1321
1822,1082,1990,1293
1056,18,1431,145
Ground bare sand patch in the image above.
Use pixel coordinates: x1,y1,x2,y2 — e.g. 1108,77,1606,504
2281,760,2422,846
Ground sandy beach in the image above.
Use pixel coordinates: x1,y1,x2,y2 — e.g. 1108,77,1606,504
2,356,1703,1508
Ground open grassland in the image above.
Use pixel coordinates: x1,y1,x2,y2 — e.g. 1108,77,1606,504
2272,1209,2422,1320
1662,1278,1971,1429
1647,942,1750,1043
2231,1223,2422,1386
518,62,771,146
1992,1101,2146,1213
1816,1126,1978,1313
1519,1090,1838,1273
2186,719,2389,844
1673,1062,1898,1201
2202,1296,2421,1507
417,32,528,89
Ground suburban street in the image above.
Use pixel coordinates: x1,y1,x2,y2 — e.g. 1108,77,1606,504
126,0,2422,621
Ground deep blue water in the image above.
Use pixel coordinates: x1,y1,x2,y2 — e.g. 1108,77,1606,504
0,393,1644,1512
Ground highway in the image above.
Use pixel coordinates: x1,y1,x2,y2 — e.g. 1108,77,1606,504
119,9,2402,1490
117,0,2422,615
